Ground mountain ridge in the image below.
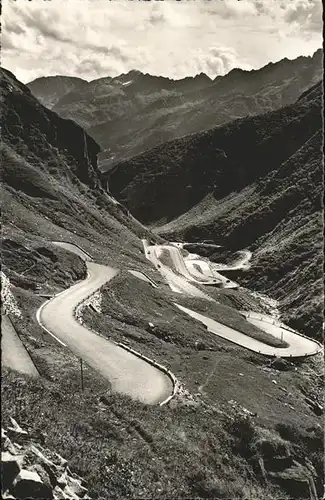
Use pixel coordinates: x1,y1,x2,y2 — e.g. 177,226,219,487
27,49,323,171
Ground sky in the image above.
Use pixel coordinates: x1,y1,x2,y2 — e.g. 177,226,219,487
1,0,323,83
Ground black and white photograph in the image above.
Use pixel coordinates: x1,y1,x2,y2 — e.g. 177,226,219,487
1,0,324,499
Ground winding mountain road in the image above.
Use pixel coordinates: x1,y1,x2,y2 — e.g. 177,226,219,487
144,241,238,289
37,243,173,405
144,240,322,358
212,250,252,271
143,240,214,300
175,304,321,358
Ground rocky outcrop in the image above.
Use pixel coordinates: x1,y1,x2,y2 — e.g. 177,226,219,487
1,420,91,500
1,68,102,190
12,469,54,500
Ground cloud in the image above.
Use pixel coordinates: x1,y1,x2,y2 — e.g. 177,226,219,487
1,0,322,83
284,0,323,33
192,47,252,77
147,4,166,25
1,32,19,51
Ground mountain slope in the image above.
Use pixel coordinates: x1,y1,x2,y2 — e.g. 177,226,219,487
108,81,323,340
27,75,88,109
2,68,324,500
0,66,159,288
28,50,323,171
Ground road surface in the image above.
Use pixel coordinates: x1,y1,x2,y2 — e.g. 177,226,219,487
144,241,238,289
212,250,252,271
184,258,238,288
37,244,173,405
143,240,323,358
1,314,39,377
175,304,322,358
143,240,214,301
51,241,93,261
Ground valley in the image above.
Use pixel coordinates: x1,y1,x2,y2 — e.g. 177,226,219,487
107,80,323,343
1,53,324,500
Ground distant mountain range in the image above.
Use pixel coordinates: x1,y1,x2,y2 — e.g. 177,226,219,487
27,75,88,110
107,80,323,340
27,49,323,171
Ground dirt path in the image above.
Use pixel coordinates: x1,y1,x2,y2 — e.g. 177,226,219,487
1,314,39,377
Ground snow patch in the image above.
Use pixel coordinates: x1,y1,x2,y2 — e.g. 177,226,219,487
122,80,133,86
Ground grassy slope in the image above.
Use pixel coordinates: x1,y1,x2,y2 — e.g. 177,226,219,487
1,68,324,500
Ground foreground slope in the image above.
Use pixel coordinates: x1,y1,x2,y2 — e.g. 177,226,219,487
2,68,324,500
108,81,323,340
27,50,322,171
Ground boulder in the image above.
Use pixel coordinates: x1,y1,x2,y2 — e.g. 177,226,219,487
12,469,53,499
7,418,28,444
28,464,53,491
8,418,27,435
53,485,68,499
27,445,58,487
62,485,80,499
1,434,16,455
1,428,8,446
53,452,68,469
1,451,23,491
2,491,17,499
66,476,88,498
39,448,67,470
57,470,68,489
27,445,55,467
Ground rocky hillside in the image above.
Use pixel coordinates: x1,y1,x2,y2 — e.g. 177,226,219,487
2,418,91,499
108,81,323,340
0,67,154,262
27,50,322,171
